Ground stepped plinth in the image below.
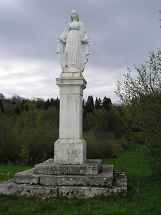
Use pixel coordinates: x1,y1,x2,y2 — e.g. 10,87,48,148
34,159,102,175
0,159,127,197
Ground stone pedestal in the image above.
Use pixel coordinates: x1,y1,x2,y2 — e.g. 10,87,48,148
0,159,127,197
0,71,128,198
54,72,87,164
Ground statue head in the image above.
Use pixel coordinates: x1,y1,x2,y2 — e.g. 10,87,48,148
71,10,79,21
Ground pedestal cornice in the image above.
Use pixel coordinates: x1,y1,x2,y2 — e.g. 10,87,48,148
56,72,87,88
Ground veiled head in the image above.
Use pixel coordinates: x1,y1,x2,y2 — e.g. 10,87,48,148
71,10,79,21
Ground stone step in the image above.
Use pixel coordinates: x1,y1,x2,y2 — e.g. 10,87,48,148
0,179,127,198
34,159,103,175
14,165,114,187
59,185,127,197
0,179,58,197
14,169,39,185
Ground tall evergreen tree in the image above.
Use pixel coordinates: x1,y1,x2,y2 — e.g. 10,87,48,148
36,98,44,110
102,97,112,111
95,97,102,109
44,99,50,110
0,99,4,113
14,106,20,115
84,95,94,114
50,98,60,109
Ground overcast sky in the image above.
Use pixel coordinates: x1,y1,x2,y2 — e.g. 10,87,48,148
0,0,160,103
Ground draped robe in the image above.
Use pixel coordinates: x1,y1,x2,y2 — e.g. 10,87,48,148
57,21,91,72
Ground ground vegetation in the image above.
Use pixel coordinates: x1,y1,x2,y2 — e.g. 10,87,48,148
0,95,126,163
115,49,161,177
0,143,160,215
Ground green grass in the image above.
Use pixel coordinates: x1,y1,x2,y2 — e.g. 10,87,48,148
0,142,161,215
0,163,34,182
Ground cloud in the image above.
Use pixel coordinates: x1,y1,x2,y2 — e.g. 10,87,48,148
0,59,60,99
0,0,160,103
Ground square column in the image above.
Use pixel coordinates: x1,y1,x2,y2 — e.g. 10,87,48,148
54,72,87,164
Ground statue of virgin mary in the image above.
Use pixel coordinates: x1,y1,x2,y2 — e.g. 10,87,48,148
57,10,91,73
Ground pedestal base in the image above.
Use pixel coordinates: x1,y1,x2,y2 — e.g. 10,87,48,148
54,139,86,165
15,165,113,187
0,160,127,198
34,159,102,175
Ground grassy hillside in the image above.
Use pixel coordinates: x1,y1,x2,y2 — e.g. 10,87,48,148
0,142,161,215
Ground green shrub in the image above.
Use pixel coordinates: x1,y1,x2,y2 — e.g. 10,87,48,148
115,50,161,177
84,131,127,159
0,107,59,164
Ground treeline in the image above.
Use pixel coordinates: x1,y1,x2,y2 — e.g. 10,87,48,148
83,96,127,159
0,95,127,164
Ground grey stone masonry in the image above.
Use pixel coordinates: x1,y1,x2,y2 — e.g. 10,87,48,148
0,170,127,198
59,185,127,198
14,169,39,185
0,179,58,197
34,159,102,175
0,159,127,198
113,170,127,188
14,166,113,187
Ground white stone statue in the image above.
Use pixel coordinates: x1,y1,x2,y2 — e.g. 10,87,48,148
57,10,91,73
